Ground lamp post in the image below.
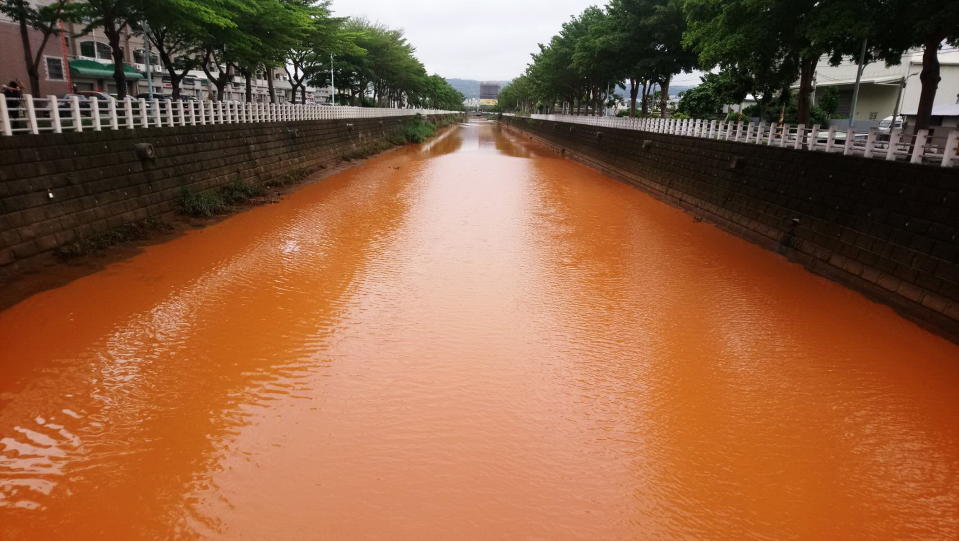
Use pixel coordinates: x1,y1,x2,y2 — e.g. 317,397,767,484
891,72,918,129
329,53,335,106
848,39,868,131
143,21,155,99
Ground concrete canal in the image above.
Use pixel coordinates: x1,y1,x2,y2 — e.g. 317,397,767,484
1,120,957,539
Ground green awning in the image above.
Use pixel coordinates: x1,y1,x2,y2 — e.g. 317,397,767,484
69,59,144,80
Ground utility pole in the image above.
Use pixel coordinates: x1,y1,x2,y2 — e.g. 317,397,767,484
143,21,155,99
848,39,867,130
329,53,335,106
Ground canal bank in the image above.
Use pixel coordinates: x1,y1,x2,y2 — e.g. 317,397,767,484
502,116,959,342
1,120,957,539
0,113,464,287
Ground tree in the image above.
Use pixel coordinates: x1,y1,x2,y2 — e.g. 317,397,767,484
76,0,140,98
869,0,959,130
137,0,237,99
676,71,747,118
0,0,79,96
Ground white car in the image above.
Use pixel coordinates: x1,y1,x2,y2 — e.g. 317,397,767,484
878,115,904,134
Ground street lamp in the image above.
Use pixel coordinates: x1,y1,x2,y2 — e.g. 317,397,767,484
848,39,868,131
891,72,918,127
143,21,155,99
329,53,335,106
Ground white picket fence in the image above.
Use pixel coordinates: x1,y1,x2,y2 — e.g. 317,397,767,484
518,113,959,168
0,94,459,136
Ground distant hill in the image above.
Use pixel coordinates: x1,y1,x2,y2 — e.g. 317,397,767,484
446,79,511,99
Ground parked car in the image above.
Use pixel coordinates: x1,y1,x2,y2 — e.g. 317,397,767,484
58,93,92,108
75,91,115,102
878,115,904,135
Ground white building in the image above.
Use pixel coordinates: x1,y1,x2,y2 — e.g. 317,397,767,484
807,48,959,131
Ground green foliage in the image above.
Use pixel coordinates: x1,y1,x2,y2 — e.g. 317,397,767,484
179,187,226,217
56,217,170,259
308,19,464,109
400,115,437,143
0,0,82,95
178,179,264,217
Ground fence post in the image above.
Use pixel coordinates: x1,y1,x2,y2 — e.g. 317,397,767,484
887,128,903,160
808,125,819,151
942,130,958,167
70,95,83,133
44,95,61,133
778,124,789,147
0,96,10,136
104,96,117,130
190,101,197,126
89,97,101,131
176,100,185,126
863,128,878,158
843,129,855,155
825,127,836,152
135,98,146,128
793,124,804,149
909,129,927,164
22,94,38,134
124,97,134,129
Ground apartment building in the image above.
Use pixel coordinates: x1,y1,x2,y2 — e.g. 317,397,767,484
1,3,323,102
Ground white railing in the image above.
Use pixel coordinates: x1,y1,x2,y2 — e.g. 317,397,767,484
515,113,958,168
0,94,460,137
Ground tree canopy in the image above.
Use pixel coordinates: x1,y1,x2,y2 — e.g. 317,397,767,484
498,0,955,129
12,0,463,107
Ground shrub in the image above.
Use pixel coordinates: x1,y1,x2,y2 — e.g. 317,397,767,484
400,115,437,143
179,187,227,217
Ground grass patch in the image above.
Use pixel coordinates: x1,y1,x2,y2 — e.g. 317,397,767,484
179,187,227,217
179,179,266,217
57,217,171,259
400,115,437,143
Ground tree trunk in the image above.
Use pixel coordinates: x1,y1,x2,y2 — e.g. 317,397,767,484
916,37,943,131
168,68,182,99
301,86,306,105
641,80,650,116
103,22,127,98
16,8,40,95
266,69,276,103
244,71,252,102
628,78,638,117
659,77,670,117
797,55,816,125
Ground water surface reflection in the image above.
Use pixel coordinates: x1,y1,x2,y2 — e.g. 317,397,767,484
0,121,957,539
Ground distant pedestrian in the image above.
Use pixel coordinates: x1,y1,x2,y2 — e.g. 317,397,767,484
2,80,23,122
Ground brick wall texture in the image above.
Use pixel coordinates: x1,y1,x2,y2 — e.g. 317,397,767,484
0,114,460,278
505,116,959,341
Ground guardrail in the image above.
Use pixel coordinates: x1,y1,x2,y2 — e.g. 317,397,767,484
0,94,460,136
511,113,958,168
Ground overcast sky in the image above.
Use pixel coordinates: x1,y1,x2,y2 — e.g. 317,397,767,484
330,0,704,84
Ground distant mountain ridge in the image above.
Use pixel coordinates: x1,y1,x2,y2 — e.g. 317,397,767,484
446,78,511,99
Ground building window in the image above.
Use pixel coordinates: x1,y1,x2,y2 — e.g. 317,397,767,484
45,57,65,80
869,112,878,120
80,40,113,61
132,49,158,65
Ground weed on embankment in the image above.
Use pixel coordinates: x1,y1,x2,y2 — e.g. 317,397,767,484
179,179,266,218
57,217,172,259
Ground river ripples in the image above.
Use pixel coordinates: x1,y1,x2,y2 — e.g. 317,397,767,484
0,120,957,539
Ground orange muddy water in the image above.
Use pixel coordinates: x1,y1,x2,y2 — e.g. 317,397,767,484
1,120,958,540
